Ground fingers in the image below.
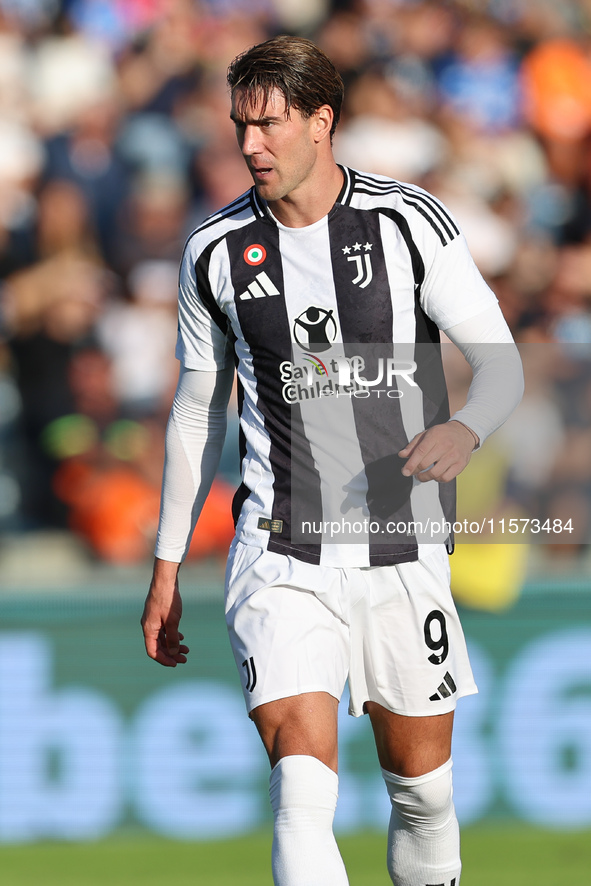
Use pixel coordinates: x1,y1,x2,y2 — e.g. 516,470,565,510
412,459,462,483
398,430,423,460
163,629,189,663
399,431,433,477
160,629,190,667
147,629,190,668
164,622,181,657
398,424,474,483
143,629,160,662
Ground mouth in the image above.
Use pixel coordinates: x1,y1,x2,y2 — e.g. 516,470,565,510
250,166,273,180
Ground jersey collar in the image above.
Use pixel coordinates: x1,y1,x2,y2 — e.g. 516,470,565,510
249,166,353,226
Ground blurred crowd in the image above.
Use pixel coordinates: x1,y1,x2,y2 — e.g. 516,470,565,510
0,0,591,575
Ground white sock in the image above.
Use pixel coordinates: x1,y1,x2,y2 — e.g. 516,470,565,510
382,758,461,886
269,754,349,886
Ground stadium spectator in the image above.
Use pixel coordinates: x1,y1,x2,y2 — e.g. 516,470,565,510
0,0,589,580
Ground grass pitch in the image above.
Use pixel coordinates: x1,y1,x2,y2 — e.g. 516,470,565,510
0,826,589,885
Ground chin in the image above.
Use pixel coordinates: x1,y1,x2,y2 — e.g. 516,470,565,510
256,184,281,202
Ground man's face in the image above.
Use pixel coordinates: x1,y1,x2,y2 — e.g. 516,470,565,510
230,87,320,204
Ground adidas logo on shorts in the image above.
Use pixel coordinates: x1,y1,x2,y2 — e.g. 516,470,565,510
429,671,457,702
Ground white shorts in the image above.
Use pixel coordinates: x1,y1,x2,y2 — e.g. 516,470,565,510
224,539,477,718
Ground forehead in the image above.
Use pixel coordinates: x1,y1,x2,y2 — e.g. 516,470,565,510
231,86,289,122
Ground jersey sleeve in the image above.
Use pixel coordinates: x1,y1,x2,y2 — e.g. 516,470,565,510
417,199,499,330
175,238,234,371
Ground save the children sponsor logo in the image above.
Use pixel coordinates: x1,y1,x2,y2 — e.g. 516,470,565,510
286,307,417,404
293,306,338,352
280,351,418,404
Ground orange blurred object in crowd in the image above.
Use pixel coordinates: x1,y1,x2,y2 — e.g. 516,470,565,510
521,38,591,141
53,458,235,564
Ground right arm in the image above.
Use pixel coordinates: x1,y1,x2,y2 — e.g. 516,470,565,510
141,364,234,666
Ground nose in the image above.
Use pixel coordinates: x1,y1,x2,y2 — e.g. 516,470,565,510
241,125,262,157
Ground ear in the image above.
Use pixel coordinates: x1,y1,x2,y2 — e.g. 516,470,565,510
312,105,334,144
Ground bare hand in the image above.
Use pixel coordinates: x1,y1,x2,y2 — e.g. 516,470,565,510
141,559,189,667
398,421,478,483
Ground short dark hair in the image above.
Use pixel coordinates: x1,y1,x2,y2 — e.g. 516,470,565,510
227,35,344,139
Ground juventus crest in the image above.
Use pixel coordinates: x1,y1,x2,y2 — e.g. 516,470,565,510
342,241,373,289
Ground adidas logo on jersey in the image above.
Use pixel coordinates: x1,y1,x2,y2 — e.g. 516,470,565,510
429,671,457,702
239,271,280,300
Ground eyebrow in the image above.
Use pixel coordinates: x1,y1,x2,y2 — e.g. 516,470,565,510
230,112,283,125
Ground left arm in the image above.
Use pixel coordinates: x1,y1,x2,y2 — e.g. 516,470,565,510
399,304,524,482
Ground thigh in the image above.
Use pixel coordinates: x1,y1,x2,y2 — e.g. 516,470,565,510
225,541,350,717
252,691,340,772
348,545,477,717
366,704,454,777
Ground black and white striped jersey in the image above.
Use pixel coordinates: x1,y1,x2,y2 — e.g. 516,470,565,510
176,167,498,567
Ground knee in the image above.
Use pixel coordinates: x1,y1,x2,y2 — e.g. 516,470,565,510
382,758,455,828
270,755,339,819
253,693,339,770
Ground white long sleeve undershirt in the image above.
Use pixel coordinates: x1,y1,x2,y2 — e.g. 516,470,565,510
154,303,523,563
154,364,233,563
444,303,524,446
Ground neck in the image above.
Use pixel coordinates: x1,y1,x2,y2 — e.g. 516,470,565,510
267,161,344,228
